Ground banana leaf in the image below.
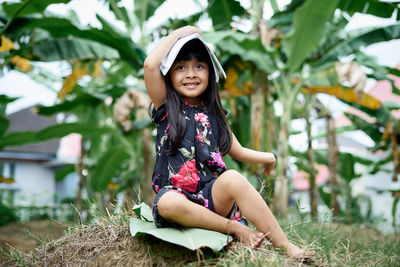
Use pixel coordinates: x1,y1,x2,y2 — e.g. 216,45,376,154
338,0,399,19
37,93,103,115
55,164,75,182
316,24,400,66
90,147,130,191
392,196,400,229
282,0,339,72
0,117,10,138
207,0,245,30
0,131,37,149
203,31,276,73
134,0,167,29
2,0,70,18
108,0,131,30
369,151,394,175
36,123,114,141
0,95,19,104
338,152,357,183
130,203,232,252
0,123,114,148
25,38,119,61
344,112,383,144
20,17,145,70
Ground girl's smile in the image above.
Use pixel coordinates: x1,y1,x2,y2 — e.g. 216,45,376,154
169,58,209,105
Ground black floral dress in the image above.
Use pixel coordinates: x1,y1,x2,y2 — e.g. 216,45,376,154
151,101,244,227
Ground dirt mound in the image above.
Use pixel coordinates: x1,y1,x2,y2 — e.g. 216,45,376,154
1,215,212,266
0,220,67,265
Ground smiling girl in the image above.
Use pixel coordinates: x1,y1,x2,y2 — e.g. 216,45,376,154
143,25,315,260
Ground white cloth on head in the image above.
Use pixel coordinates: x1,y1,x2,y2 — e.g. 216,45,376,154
160,33,226,82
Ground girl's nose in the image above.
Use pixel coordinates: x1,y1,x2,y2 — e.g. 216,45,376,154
186,69,196,78
186,65,196,78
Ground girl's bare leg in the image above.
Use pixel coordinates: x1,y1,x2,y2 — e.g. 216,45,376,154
157,191,265,248
212,170,316,259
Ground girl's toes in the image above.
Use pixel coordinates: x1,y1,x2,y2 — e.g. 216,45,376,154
299,250,316,259
292,249,316,262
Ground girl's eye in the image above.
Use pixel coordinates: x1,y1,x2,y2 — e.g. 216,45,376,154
196,64,205,69
176,65,185,70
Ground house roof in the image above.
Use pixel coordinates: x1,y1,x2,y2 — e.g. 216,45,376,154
3,107,59,155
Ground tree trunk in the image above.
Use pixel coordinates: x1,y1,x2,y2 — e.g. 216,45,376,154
326,114,340,216
142,128,155,205
305,108,318,217
251,71,265,152
263,79,275,202
388,121,399,182
274,108,290,216
75,138,86,222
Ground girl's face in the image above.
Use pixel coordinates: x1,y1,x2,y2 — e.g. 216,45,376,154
169,57,209,105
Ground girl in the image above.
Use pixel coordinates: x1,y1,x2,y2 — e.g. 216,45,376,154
144,26,315,259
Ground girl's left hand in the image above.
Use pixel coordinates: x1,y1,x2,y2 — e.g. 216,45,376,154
263,153,276,175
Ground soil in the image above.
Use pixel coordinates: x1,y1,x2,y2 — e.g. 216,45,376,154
0,220,68,265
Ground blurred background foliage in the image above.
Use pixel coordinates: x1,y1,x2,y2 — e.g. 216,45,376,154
0,0,399,231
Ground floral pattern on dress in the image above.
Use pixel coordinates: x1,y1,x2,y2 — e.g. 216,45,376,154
151,102,227,195
151,102,247,225
171,159,200,192
208,151,226,169
194,112,211,146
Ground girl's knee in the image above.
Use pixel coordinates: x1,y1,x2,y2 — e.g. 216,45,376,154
220,169,248,187
157,191,187,217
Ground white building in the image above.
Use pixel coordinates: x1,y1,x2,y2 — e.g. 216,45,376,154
0,107,79,220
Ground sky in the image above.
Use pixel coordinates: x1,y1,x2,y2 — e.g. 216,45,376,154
0,0,399,115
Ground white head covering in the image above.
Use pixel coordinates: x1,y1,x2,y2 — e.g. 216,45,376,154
160,33,226,82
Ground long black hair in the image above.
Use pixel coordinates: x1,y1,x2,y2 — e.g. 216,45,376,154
164,39,232,155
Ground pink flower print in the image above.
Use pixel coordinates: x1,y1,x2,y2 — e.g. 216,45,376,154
160,111,168,122
194,113,210,127
195,129,205,142
232,210,242,221
204,199,209,209
209,152,226,169
171,159,200,192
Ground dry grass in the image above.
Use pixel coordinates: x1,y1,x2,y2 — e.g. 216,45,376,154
1,208,399,267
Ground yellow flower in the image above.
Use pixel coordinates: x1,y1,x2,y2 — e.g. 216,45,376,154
10,55,31,72
1,35,32,72
0,35,15,51
58,62,90,99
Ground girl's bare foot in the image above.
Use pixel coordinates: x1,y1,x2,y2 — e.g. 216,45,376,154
229,221,265,248
285,242,316,260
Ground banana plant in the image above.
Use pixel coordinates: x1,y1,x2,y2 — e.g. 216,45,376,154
1,0,147,214
0,0,184,215
203,0,400,215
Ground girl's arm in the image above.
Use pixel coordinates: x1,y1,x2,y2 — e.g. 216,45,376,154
143,26,202,109
228,131,276,174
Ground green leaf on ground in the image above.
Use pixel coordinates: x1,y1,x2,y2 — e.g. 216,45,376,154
130,218,232,251
130,203,232,251
132,202,154,222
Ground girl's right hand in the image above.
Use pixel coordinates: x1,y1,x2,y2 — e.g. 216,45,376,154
173,26,202,39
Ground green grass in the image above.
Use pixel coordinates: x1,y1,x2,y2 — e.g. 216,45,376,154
1,205,399,267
